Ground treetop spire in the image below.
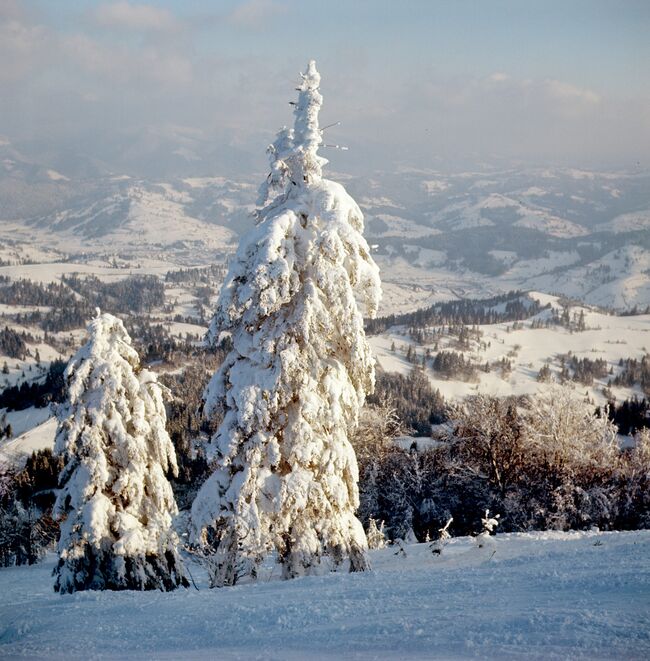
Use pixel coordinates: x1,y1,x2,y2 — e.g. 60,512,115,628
288,59,328,186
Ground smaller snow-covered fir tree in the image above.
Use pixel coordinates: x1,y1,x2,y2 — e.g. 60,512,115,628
54,311,187,593
430,517,453,555
366,518,386,550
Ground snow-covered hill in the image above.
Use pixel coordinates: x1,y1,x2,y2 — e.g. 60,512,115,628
36,183,238,253
358,167,650,311
0,530,648,659
370,292,650,407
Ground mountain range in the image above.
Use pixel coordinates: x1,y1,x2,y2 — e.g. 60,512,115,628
1,138,648,311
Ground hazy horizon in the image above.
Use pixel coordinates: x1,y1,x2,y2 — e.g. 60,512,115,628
2,0,649,177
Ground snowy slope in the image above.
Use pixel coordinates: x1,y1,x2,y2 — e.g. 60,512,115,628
515,245,650,310
370,292,650,406
0,416,55,467
0,530,648,659
2,406,51,438
32,183,237,254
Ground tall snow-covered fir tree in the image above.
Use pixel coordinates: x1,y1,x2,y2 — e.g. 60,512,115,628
53,311,187,593
191,60,381,586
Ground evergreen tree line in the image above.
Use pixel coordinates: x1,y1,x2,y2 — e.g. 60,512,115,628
408,323,484,350
23,303,93,334
0,278,74,307
62,274,166,315
0,275,168,333
124,317,202,365
164,264,226,285
550,305,588,332
0,359,66,411
365,291,546,336
620,305,650,316
0,277,93,332
393,342,501,382
367,368,447,435
432,350,478,381
160,357,226,510
558,354,609,386
603,397,650,436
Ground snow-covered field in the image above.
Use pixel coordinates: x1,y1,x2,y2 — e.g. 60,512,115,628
0,530,648,659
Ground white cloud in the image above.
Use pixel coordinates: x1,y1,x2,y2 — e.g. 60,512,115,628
0,16,47,82
94,2,178,31
544,79,600,105
478,73,601,117
0,4,646,174
487,72,510,83
0,0,26,21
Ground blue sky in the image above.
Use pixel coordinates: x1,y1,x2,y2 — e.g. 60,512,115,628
2,0,649,174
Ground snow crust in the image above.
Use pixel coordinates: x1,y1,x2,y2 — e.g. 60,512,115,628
0,530,648,659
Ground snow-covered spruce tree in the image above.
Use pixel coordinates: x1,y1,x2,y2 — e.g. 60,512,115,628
53,311,187,593
191,60,381,586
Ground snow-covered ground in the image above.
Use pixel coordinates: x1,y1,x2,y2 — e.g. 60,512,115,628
0,530,648,659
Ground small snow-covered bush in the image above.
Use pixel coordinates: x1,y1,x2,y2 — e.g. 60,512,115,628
430,517,453,555
475,510,500,549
